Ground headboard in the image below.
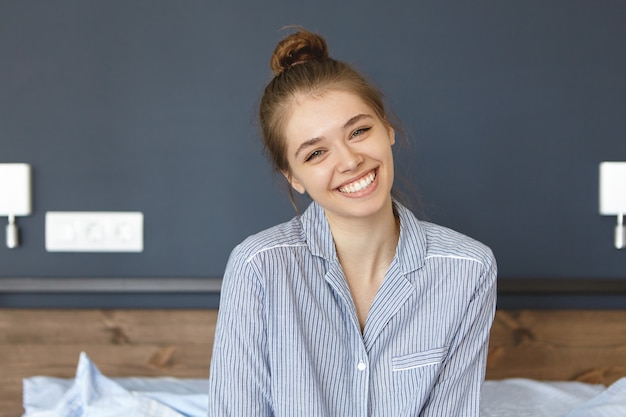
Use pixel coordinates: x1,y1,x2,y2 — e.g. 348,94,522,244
1,308,626,417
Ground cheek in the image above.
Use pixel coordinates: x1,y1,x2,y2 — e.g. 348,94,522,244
372,142,394,162
294,167,332,195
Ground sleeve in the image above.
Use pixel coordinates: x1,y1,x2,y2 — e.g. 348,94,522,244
207,245,273,417
420,249,498,417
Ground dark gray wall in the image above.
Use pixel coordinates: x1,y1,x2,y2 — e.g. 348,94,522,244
1,1,625,307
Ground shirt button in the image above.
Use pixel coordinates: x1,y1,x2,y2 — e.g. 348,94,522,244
357,361,367,371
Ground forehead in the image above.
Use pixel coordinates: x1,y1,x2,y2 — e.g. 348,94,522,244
284,90,375,139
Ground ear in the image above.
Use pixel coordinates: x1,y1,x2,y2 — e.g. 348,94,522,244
381,117,395,146
282,171,306,194
388,125,395,146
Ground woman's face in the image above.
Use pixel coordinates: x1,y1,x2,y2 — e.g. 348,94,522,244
282,90,395,223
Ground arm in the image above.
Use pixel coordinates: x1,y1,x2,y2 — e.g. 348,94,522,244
207,246,273,417
421,252,498,417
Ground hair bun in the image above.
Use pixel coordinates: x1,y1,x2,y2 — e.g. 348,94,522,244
270,28,329,76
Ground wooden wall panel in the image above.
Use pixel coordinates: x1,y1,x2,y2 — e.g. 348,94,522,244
0,309,216,417
1,309,626,417
486,309,626,384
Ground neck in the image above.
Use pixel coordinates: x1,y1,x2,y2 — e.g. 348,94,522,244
325,200,400,278
325,200,400,332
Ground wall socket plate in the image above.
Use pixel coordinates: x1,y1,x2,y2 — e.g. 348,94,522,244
46,212,143,252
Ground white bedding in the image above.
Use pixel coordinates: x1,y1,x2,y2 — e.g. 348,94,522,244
22,352,626,417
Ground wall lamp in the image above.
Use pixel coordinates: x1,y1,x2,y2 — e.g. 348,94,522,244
599,162,626,249
0,163,32,248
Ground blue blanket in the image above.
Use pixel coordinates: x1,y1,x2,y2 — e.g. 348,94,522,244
23,352,626,417
23,352,208,417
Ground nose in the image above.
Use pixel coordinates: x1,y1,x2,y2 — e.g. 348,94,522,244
336,144,363,172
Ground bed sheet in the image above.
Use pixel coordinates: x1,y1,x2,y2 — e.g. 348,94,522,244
23,352,626,417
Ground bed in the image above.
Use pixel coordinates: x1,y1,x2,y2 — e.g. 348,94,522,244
1,308,626,417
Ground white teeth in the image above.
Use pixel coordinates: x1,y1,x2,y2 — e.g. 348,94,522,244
339,171,376,193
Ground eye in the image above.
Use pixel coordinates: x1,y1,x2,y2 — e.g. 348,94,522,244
305,149,325,162
351,127,371,138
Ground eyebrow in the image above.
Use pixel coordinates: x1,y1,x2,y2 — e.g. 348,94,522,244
293,113,374,159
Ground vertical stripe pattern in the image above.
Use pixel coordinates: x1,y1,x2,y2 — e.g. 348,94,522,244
208,201,497,417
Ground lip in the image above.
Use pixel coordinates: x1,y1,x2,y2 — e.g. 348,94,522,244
335,168,378,194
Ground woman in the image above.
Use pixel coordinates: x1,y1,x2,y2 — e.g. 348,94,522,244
208,27,497,417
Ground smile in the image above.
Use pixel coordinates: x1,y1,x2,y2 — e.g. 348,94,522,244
338,170,377,194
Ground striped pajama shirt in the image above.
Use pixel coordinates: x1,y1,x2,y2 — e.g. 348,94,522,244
208,201,497,417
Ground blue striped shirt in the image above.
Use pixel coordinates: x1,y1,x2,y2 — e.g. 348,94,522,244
208,201,497,417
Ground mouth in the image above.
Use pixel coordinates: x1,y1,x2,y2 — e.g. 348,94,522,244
337,169,377,194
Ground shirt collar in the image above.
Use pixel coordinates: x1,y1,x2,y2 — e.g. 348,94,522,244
298,200,427,273
299,201,337,261
394,201,427,273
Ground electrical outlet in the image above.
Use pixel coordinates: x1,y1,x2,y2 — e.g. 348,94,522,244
45,212,143,252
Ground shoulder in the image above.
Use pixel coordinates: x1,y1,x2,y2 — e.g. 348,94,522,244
229,216,307,265
420,221,495,268
395,202,495,268
417,221,498,296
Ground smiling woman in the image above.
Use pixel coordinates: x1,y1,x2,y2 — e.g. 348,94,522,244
283,90,396,224
207,27,498,417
